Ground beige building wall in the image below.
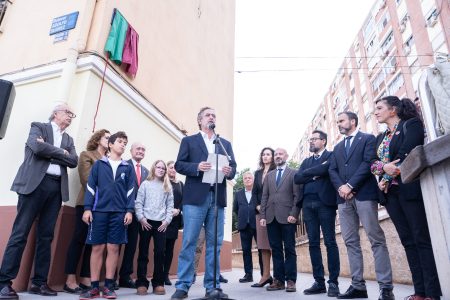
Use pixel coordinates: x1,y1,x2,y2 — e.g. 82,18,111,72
0,0,235,138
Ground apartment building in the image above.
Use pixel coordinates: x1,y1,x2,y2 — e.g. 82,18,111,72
293,0,450,162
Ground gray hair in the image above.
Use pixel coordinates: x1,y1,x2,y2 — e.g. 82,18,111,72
48,102,70,121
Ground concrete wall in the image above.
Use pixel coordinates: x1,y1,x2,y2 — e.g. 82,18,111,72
232,217,413,284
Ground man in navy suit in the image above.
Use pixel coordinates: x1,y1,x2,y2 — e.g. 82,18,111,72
294,130,340,297
233,171,262,283
171,107,237,300
119,142,149,288
328,112,394,300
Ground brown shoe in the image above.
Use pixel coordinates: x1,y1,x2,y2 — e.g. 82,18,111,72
153,286,166,295
286,280,296,292
136,286,148,295
266,279,285,291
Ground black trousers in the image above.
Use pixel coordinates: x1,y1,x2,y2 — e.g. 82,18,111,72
163,237,177,278
385,187,441,298
64,205,91,278
119,213,139,280
239,224,263,276
0,175,62,286
136,220,166,288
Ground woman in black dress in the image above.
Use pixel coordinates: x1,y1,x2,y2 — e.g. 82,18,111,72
163,161,183,285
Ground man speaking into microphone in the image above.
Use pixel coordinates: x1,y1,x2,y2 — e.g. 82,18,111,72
171,107,237,300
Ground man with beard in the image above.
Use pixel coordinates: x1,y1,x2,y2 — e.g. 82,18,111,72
260,148,300,293
328,112,394,300
294,130,340,297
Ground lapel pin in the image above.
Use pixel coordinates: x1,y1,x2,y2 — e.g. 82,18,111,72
395,131,400,135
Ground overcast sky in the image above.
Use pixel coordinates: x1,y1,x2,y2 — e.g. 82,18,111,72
233,0,375,171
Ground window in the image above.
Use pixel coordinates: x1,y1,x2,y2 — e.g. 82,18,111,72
371,71,386,95
0,0,9,27
366,37,378,57
377,12,390,33
426,8,438,27
383,55,397,74
364,17,375,39
381,31,394,54
388,73,404,94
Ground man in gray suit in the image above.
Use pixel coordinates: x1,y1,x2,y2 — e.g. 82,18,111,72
260,148,300,293
0,103,78,300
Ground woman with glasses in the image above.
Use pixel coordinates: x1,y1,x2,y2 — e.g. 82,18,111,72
63,129,110,294
135,160,174,296
372,96,441,300
251,147,275,287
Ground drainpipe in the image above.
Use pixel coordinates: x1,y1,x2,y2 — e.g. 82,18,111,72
58,0,96,102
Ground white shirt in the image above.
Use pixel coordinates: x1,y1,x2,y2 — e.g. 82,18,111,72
345,129,360,147
109,159,122,179
200,131,216,154
245,189,252,204
46,121,64,176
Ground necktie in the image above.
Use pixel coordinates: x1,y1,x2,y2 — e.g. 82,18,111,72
136,163,141,186
276,168,282,187
345,136,353,156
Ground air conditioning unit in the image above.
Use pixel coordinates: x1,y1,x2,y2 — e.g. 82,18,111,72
426,16,438,27
404,45,411,55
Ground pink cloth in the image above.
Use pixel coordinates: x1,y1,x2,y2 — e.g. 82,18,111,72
122,25,139,76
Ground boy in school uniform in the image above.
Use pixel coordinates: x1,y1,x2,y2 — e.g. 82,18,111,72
80,131,135,300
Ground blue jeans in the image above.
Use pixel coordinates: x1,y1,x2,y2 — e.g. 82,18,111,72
303,197,340,285
175,192,224,292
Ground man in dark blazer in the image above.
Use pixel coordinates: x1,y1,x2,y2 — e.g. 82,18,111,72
171,107,237,300
233,171,262,283
328,112,394,300
294,130,340,297
0,103,78,299
260,148,300,293
119,142,149,288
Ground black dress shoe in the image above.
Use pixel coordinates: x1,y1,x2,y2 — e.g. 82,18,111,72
205,288,228,298
0,285,18,299
239,273,253,283
303,281,326,295
63,284,83,294
119,278,136,288
165,276,172,286
328,283,340,297
28,283,57,296
337,285,368,299
219,275,228,283
378,288,395,300
251,276,273,288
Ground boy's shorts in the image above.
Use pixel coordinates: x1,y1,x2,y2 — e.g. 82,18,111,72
86,211,128,245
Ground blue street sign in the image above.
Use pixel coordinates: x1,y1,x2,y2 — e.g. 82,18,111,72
54,30,69,43
49,11,79,35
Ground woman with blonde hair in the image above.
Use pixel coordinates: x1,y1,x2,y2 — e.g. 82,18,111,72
135,160,174,296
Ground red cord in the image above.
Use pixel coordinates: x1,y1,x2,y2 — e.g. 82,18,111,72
92,54,109,132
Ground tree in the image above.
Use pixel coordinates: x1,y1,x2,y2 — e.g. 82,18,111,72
287,159,300,170
232,168,250,231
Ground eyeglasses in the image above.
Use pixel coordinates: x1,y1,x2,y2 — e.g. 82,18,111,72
57,109,76,118
156,166,166,171
308,137,323,142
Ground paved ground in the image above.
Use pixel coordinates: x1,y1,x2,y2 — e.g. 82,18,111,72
17,268,414,299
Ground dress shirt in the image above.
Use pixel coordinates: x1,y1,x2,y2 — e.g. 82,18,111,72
345,129,360,147
313,148,326,159
200,131,216,154
245,189,252,204
46,121,64,176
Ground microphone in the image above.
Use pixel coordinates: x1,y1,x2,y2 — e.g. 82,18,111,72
207,123,216,130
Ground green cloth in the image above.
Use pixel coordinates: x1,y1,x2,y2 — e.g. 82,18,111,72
104,10,129,64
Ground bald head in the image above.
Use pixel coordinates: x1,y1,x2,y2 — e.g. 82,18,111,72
274,148,288,166
130,142,146,162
